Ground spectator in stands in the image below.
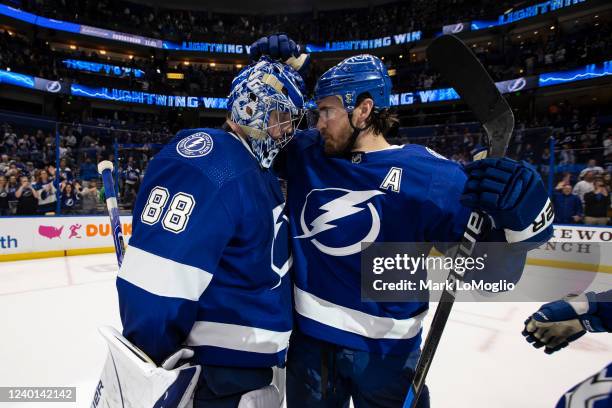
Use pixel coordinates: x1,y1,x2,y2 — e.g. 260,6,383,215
558,143,576,165
583,179,610,225
60,181,81,214
0,176,9,216
14,175,39,215
0,154,9,175
121,156,141,200
81,179,100,215
555,172,572,191
604,128,612,156
7,175,17,213
79,157,98,181
573,170,595,204
33,169,57,214
579,158,604,178
553,185,583,224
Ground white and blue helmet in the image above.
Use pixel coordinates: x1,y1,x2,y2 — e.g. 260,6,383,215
228,57,305,168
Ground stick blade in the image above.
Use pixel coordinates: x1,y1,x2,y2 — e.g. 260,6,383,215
426,34,514,157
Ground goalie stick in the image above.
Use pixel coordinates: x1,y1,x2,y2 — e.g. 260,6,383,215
97,160,126,267
402,34,514,408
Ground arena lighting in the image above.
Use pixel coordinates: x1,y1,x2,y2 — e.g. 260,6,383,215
100,50,106,55
69,45,77,50
399,55,403,59
236,64,242,69
128,55,134,59
550,26,555,30
210,63,216,67
2,59,609,109
184,61,190,65
534,31,538,34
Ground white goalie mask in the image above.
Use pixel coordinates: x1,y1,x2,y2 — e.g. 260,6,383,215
227,57,306,168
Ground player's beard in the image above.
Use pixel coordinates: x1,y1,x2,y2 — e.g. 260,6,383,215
322,124,353,156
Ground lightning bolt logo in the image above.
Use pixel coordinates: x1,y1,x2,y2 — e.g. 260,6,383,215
186,137,205,149
271,203,292,289
297,188,385,257
176,132,214,158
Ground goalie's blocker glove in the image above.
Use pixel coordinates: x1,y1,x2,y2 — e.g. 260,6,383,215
461,157,553,244
249,33,310,75
522,292,608,354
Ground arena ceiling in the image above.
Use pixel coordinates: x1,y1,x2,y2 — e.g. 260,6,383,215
129,0,400,15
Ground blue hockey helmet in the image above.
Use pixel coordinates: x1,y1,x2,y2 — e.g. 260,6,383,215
228,56,305,168
314,54,392,112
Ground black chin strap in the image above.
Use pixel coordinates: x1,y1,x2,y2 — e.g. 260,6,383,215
341,110,368,159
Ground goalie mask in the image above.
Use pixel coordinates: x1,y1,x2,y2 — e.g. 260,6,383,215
228,57,305,168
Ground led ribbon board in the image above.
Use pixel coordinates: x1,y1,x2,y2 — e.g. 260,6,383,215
63,60,145,78
539,60,612,87
0,59,608,109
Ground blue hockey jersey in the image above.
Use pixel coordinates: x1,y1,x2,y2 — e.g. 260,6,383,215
556,363,612,408
283,129,471,355
117,128,293,368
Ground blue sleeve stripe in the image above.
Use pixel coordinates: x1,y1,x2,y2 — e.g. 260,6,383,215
294,286,426,340
185,321,291,354
119,245,213,301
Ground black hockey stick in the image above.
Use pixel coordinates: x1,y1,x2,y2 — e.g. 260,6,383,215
402,34,514,408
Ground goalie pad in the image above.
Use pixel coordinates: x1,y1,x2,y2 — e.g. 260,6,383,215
237,385,281,408
91,326,201,408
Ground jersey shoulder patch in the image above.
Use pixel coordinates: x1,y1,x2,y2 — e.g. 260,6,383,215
155,128,258,188
176,131,214,158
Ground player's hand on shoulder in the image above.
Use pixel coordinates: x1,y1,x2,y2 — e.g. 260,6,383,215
460,157,553,243
522,292,607,354
249,33,310,74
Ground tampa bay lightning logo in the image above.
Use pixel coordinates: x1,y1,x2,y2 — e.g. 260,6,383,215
507,77,527,92
451,23,464,33
296,188,385,256
46,81,62,93
271,203,292,289
176,132,214,158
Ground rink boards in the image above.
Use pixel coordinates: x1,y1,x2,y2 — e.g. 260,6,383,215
1,216,611,273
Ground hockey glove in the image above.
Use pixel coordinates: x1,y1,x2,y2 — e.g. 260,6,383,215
522,292,607,354
249,33,310,74
461,157,553,243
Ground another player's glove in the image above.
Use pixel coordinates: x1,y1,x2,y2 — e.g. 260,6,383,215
522,292,607,354
461,157,553,243
249,33,310,74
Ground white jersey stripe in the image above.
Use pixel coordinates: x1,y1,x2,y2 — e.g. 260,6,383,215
186,321,291,354
295,286,426,340
119,245,213,301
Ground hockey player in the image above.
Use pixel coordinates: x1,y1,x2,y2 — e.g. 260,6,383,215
250,35,554,407
107,57,305,407
522,290,612,407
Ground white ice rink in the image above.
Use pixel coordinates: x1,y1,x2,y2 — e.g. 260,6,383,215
0,254,610,408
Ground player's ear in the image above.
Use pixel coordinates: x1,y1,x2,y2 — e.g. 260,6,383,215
356,98,374,124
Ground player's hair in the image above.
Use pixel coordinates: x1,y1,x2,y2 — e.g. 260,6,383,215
355,93,399,136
